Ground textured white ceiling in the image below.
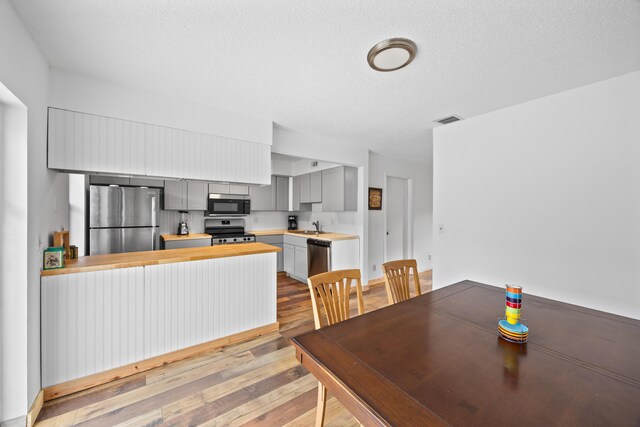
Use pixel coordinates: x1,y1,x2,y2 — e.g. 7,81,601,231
10,0,640,160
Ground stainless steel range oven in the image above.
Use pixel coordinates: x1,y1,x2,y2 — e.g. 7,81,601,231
207,194,250,216
205,218,256,245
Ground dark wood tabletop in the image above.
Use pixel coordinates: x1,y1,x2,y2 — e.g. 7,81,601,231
291,281,640,426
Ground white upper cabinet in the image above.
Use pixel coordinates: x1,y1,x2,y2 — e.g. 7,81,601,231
48,108,147,176
47,108,271,185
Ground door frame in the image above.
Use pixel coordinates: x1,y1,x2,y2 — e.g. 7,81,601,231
383,173,414,263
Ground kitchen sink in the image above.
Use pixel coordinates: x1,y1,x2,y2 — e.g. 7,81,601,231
289,230,327,235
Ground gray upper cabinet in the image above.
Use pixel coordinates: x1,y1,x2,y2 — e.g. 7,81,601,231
292,175,301,211
130,177,165,188
187,181,208,210
164,180,207,211
208,183,230,194
309,171,322,203
321,166,358,212
249,176,277,211
299,174,311,203
229,185,249,195
276,176,289,211
208,183,249,195
164,180,188,210
89,175,130,186
298,171,322,205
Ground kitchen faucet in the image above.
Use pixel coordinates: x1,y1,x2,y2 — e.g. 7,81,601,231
312,221,320,233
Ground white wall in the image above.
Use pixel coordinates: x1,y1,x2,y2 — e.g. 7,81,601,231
0,0,69,420
0,86,28,423
68,174,85,254
368,152,433,279
49,68,273,146
433,71,640,320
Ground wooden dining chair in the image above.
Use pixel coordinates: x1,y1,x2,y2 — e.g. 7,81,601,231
307,269,365,427
382,259,422,305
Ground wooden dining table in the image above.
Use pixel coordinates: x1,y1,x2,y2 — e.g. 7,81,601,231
291,280,640,426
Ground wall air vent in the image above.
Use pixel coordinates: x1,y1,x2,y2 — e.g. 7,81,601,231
434,115,463,125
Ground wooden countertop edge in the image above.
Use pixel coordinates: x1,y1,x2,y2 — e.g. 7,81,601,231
161,233,212,241
41,243,281,277
251,229,359,241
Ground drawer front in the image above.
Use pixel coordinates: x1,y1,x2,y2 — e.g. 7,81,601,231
255,235,284,245
283,234,308,247
164,238,212,249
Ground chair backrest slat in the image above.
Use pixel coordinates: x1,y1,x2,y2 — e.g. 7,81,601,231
307,269,365,330
382,259,421,305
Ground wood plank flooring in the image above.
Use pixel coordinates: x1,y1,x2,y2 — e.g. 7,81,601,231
35,271,432,427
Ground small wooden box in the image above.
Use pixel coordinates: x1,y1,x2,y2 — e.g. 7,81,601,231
53,230,70,259
43,247,65,270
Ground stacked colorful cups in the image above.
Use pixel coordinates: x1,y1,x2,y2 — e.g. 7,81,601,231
498,284,529,343
505,285,522,324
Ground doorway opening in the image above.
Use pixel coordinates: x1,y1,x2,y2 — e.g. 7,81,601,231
383,175,413,262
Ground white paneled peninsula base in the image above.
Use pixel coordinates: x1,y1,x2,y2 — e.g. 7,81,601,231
40,243,280,400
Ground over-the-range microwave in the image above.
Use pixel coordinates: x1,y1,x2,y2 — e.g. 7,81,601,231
207,194,251,216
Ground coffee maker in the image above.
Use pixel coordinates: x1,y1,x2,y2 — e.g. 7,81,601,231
288,215,297,231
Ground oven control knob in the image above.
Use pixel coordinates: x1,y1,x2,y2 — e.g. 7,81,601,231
223,239,227,243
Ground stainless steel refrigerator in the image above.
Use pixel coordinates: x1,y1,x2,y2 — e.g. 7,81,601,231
89,185,160,255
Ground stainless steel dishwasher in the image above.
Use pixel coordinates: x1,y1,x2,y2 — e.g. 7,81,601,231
307,238,331,278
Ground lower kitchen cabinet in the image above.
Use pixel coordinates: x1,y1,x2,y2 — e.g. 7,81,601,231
294,246,308,281
163,238,212,249
284,234,308,282
256,235,284,271
284,243,294,274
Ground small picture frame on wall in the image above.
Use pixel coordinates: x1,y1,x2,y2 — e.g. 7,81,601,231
368,187,382,210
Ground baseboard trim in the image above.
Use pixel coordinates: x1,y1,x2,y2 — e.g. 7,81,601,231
26,389,44,427
43,321,280,401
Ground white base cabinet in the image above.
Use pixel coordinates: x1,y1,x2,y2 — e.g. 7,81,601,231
284,234,308,282
41,253,277,388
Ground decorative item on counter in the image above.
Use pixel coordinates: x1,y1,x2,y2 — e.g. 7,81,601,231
53,230,70,259
69,245,78,259
43,246,65,270
368,187,382,210
498,284,528,343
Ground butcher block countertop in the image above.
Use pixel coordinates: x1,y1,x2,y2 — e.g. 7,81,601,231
41,243,281,277
161,233,212,241
251,229,358,241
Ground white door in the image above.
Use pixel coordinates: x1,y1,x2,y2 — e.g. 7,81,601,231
386,177,408,261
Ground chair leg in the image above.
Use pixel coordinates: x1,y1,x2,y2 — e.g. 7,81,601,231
315,381,327,427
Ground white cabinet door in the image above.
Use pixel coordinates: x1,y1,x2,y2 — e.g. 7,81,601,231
187,181,208,210
48,108,146,175
164,180,187,210
284,243,294,274
47,108,272,185
294,245,308,281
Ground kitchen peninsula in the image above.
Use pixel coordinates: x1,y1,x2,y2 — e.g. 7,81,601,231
40,243,281,400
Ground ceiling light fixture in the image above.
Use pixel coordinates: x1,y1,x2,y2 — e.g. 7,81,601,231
367,38,417,72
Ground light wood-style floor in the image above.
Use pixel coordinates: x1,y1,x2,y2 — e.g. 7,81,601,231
35,271,432,427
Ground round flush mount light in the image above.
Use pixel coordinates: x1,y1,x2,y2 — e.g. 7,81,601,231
367,38,417,72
